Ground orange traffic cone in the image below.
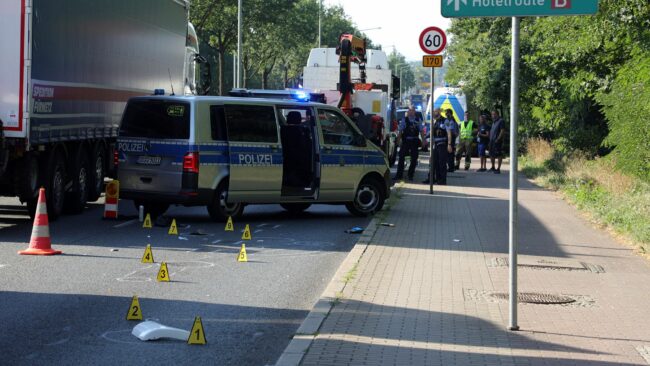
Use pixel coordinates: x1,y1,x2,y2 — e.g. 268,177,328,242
19,188,62,256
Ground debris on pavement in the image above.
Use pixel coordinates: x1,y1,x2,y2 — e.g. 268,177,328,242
345,227,364,234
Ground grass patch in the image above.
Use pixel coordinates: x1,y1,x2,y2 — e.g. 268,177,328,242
521,138,650,255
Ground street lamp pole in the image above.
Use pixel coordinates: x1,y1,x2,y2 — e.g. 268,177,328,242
237,0,242,88
318,0,322,48
398,65,409,106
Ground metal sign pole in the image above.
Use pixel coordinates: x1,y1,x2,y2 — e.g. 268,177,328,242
429,67,435,194
508,16,520,332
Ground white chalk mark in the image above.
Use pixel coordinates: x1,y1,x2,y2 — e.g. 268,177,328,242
113,219,137,229
257,223,268,228
272,224,281,229
44,338,69,346
178,237,189,241
212,239,222,244
254,229,264,234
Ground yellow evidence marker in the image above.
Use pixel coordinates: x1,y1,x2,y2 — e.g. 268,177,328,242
143,213,152,229
225,216,234,232
241,224,252,240
141,244,154,263
168,219,178,235
157,262,170,282
237,244,248,262
126,296,143,321
187,316,207,345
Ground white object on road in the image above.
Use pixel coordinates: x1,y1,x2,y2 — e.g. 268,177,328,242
132,321,190,342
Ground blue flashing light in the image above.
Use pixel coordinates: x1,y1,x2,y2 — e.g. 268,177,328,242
154,89,165,96
292,90,310,102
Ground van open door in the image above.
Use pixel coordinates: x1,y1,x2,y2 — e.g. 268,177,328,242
277,106,320,199
224,104,283,203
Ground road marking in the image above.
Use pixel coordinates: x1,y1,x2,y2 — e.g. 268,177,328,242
44,338,69,346
113,219,137,229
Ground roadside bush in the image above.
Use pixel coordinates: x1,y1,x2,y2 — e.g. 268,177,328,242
597,50,650,182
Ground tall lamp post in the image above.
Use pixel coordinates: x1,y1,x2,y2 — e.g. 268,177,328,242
318,0,322,48
237,0,242,88
398,65,410,106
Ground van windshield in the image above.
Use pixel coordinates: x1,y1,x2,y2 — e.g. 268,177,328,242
120,100,190,139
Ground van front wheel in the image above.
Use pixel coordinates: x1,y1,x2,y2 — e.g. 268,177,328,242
208,182,244,222
345,178,385,217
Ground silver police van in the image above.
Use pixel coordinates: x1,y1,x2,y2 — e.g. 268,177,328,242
116,96,391,220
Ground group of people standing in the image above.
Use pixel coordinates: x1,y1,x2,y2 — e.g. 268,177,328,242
394,106,506,185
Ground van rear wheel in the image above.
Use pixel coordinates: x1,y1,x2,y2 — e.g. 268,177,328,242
345,178,385,217
208,182,244,222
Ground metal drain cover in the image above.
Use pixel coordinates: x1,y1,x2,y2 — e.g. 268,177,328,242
490,292,576,305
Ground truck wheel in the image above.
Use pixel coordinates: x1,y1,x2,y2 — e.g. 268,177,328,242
88,143,106,202
345,178,385,217
23,154,40,219
132,200,169,219
45,152,66,220
280,203,311,214
64,148,90,214
207,182,243,222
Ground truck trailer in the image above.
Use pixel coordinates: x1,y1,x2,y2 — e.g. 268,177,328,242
0,0,200,219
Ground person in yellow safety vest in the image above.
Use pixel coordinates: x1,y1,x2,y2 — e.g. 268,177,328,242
455,112,477,170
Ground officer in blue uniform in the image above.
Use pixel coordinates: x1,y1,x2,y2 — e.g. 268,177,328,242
423,108,453,185
394,107,422,181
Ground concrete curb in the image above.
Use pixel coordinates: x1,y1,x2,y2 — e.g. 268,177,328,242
274,218,380,366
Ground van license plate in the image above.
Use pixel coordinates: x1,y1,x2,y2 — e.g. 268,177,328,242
137,156,162,165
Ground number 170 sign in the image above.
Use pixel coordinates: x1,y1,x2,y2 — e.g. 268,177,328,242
419,26,447,55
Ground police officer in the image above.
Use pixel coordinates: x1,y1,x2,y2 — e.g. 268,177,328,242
394,107,422,181
423,108,453,185
455,111,476,170
444,109,459,172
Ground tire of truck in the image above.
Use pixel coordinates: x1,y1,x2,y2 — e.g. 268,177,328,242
23,153,41,219
44,151,67,220
345,177,385,217
280,203,311,214
207,181,244,222
88,142,106,202
132,200,169,219
64,147,90,214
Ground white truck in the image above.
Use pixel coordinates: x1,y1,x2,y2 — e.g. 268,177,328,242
302,48,398,165
0,0,202,219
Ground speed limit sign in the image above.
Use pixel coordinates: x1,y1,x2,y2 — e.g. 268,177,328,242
419,26,447,55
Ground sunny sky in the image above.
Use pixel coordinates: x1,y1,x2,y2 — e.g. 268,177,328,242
323,0,450,61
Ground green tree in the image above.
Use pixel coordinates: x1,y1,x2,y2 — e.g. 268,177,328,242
387,50,415,97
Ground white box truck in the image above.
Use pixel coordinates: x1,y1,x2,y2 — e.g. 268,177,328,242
0,0,201,219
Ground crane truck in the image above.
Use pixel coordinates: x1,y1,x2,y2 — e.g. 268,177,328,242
303,34,398,166
0,0,205,219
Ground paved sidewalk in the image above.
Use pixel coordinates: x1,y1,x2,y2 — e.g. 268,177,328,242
278,158,650,366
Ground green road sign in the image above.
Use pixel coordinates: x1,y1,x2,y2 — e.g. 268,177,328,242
442,0,599,18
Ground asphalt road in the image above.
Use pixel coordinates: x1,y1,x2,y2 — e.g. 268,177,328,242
0,197,371,366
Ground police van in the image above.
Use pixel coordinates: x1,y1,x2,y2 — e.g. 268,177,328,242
116,96,391,220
